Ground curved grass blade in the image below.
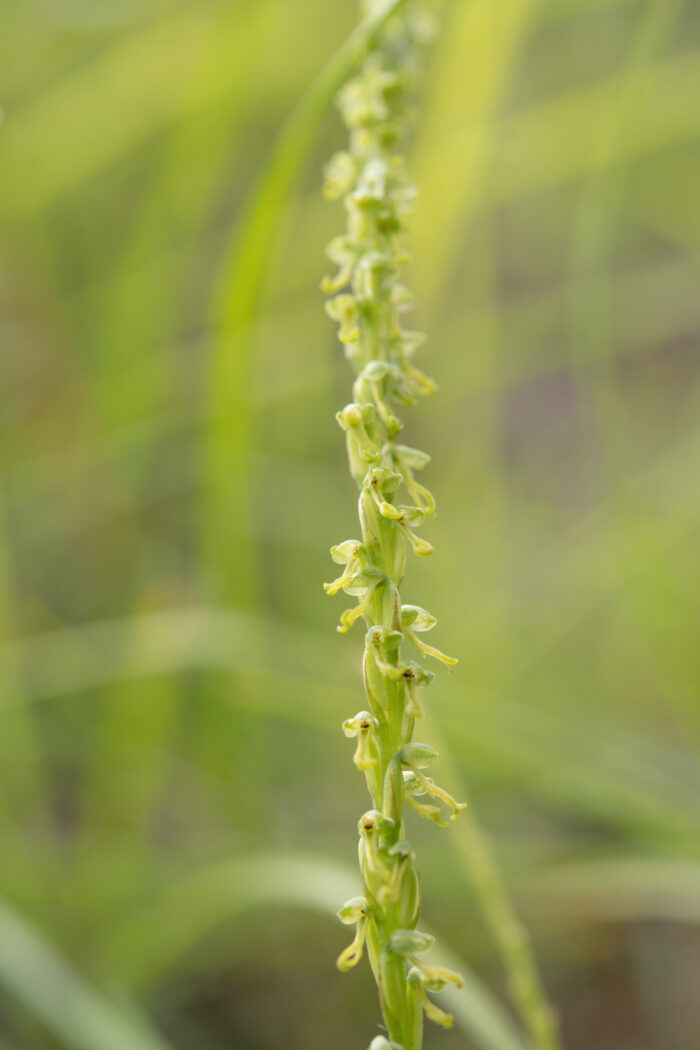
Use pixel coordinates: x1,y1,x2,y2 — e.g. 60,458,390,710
1,6,215,221
2,604,700,845
425,715,559,1050
0,900,174,1050
203,0,409,607
98,852,530,1050
525,858,700,924
89,3,274,438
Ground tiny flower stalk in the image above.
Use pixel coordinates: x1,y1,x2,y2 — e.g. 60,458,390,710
322,4,464,1048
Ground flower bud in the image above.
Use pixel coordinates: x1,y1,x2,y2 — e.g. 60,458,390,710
388,929,434,956
388,839,413,859
401,605,437,632
362,359,391,383
357,157,389,198
326,294,359,342
343,565,385,597
399,742,438,766
401,661,434,718
330,540,362,565
323,151,356,200
367,467,402,493
342,711,376,738
336,402,364,429
337,896,367,925
402,661,435,688
399,506,426,527
394,444,431,471
337,73,388,130
358,809,383,834
358,810,392,884
402,770,425,794
365,626,403,653
365,626,404,678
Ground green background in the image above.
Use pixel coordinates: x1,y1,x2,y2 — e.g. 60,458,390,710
1,0,699,1047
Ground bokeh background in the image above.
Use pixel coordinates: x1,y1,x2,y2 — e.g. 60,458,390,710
1,0,700,1048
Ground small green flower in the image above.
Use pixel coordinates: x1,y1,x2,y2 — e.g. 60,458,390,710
343,711,379,771
337,896,369,972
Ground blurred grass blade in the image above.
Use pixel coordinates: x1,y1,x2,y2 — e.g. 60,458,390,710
1,7,215,219
0,607,327,704
565,0,688,650
89,3,273,437
0,489,46,900
526,858,700,923
99,852,530,1050
203,0,408,606
412,0,538,317
2,605,700,844
431,940,533,1050
492,48,700,203
82,675,179,844
425,715,559,1050
0,900,174,1050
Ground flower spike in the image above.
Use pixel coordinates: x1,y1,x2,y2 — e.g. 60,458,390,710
323,5,465,1047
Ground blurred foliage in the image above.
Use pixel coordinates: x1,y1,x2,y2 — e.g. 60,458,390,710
1,0,700,1048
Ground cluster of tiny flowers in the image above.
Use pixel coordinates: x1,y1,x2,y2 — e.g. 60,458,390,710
323,5,465,1049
